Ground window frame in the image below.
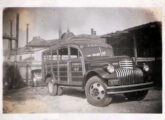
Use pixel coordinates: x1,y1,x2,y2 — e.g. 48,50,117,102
58,46,69,61
70,46,82,60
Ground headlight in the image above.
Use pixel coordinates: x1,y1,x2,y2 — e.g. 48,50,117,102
107,64,115,73
143,64,149,72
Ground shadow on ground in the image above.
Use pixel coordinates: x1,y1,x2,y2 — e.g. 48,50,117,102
62,88,86,98
62,88,130,104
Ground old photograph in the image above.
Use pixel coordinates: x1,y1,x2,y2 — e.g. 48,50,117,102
2,7,162,113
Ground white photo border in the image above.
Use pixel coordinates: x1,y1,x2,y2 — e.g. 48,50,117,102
0,0,164,120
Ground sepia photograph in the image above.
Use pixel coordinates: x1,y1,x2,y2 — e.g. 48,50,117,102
2,7,162,114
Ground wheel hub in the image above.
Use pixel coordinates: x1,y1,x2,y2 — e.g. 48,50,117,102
90,82,105,100
93,88,99,96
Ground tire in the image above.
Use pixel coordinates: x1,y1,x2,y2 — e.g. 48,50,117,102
32,73,38,87
85,76,112,107
47,78,57,96
124,90,148,101
31,70,42,87
57,87,63,96
32,77,37,87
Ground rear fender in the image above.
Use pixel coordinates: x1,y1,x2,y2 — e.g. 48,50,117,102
45,72,57,84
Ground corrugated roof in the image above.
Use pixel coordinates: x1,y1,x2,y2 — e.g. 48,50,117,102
101,21,161,38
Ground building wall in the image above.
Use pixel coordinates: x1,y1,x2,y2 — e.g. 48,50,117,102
9,53,33,62
3,47,47,86
103,22,162,88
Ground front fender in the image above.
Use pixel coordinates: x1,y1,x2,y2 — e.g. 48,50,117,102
84,68,117,86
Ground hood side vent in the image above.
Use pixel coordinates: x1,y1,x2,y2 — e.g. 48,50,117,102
119,60,133,69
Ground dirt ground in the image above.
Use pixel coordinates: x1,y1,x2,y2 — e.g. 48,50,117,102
3,86,162,113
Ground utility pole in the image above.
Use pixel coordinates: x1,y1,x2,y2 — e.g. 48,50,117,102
15,14,19,69
9,20,13,50
26,24,29,46
16,14,19,48
133,34,138,65
26,24,29,84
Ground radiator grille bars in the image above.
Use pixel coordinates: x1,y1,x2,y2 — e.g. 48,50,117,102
115,68,143,85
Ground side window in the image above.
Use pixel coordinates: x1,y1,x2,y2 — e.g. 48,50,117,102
59,47,69,60
52,50,58,60
47,51,51,60
42,51,51,61
70,47,82,59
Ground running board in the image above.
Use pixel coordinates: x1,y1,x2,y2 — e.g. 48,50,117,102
59,85,84,91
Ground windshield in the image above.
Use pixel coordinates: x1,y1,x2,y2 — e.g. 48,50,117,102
82,46,114,58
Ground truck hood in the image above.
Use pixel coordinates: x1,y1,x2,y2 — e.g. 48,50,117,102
84,56,134,69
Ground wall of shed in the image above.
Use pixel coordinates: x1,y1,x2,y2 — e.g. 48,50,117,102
103,22,162,88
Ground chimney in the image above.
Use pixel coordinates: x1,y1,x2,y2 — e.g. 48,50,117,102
91,28,96,35
67,28,70,33
91,28,94,35
93,31,96,35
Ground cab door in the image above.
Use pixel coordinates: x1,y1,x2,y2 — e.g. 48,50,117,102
69,47,83,86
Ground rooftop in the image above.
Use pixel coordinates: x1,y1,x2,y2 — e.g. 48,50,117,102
101,21,161,38
26,36,50,47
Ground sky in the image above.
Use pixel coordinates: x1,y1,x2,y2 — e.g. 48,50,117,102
3,7,162,49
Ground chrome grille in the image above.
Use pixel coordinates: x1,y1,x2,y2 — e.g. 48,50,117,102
115,68,143,85
119,60,133,69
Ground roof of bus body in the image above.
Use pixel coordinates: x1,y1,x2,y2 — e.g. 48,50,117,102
43,34,112,54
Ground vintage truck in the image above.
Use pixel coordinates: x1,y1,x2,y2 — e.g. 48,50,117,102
34,34,153,106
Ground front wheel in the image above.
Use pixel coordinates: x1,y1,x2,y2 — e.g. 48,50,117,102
124,90,148,101
85,76,112,107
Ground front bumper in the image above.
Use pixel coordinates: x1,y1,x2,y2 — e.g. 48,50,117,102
106,82,153,94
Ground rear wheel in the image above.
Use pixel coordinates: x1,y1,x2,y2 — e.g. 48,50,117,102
32,73,38,87
124,90,148,101
57,87,63,96
85,76,112,107
32,77,37,87
47,78,57,96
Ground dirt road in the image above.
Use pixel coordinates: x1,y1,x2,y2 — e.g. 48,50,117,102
3,86,162,113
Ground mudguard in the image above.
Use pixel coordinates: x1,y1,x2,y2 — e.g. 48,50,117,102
45,71,57,84
84,68,117,85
